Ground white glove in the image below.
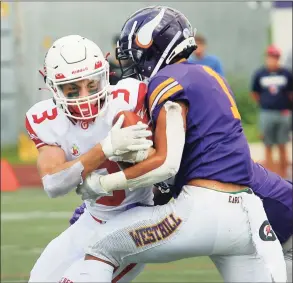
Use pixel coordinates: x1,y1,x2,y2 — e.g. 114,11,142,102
101,115,153,158
76,172,109,201
109,149,149,164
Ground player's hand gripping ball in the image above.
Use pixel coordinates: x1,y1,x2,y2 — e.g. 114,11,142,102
112,111,153,166
113,110,153,142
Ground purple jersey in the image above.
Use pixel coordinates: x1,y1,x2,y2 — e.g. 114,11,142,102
146,61,292,243
251,162,292,243
147,62,253,192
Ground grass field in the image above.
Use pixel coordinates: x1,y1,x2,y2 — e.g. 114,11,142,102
1,189,222,282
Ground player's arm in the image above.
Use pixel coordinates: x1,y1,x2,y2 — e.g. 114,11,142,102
26,114,152,198
126,101,187,178
37,144,106,198
98,100,188,192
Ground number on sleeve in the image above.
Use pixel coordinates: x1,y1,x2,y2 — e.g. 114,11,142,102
112,89,130,104
95,160,126,206
25,117,46,148
32,107,58,124
203,66,241,120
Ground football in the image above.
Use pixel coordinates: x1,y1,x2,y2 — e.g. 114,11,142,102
113,110,153,141
113,110,143,127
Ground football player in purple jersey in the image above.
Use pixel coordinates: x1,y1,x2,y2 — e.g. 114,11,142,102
61,6,289,282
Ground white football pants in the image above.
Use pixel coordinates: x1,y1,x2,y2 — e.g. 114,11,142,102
69,186,287,283
28,210,144,282
283,235,292,283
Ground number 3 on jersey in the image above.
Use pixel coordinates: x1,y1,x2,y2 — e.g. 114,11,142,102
203,66,241,120
32,107,58,124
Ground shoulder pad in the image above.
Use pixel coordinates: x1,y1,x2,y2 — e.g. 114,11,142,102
26,99,70,145
147,76,183,114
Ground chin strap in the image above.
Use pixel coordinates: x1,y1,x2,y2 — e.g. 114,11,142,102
105,52,111,60
39,69,47,82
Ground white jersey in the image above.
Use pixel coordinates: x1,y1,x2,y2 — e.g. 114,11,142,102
26,78,153,221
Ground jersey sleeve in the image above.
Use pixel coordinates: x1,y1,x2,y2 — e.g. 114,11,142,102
146,75,186,125
25,99,68,148
110,78,149,124
25,116,47,149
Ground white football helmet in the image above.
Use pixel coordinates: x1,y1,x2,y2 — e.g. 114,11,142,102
44,35,110,121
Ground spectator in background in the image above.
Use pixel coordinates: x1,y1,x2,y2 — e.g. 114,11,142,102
188,34,224,76
250,45,293,178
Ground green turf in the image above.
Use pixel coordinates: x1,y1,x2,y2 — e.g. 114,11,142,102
1,189,222,282
242,123,260,143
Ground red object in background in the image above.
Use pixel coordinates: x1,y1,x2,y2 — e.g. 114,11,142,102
281,110,290,116
12,164,42,188
1,159,20,191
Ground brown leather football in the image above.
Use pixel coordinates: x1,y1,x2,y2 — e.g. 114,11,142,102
113,111,153,142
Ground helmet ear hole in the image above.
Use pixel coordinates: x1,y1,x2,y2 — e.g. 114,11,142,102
159,24,170,36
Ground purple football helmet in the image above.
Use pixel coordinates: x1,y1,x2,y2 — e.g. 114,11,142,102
116,6,197,80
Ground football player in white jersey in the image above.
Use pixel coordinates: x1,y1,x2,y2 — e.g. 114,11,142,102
26,35,155,282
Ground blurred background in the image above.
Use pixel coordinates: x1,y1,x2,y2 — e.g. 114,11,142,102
1,1,292,282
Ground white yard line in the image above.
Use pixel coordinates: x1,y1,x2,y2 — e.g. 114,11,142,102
1,211,72,221
1,244,19,250
1,281,27,283
1,245,43,255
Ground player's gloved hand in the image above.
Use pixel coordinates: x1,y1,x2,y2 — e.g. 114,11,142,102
69,202,86,225
101,115,153,158
109,149,149,164
76,172,109,201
